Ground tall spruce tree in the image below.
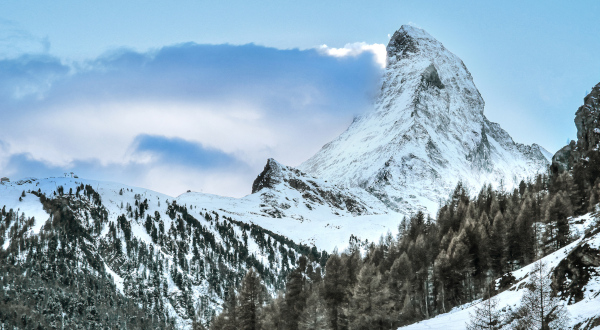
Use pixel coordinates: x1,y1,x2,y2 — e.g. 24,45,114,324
298,289,330,330
322,254,347,330
238,268,266,330
285,266,308,330
348,262,387,330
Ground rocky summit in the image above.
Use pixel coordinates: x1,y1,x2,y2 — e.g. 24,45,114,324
300,25,550,215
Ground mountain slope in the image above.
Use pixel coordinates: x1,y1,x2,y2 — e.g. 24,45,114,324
300,25,549,215
177,158,399,251
399,211,600,330
398,82,600,330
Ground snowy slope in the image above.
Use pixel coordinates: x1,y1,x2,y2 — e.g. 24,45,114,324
399,211,600,330
178,159,401,252
300,25,549,216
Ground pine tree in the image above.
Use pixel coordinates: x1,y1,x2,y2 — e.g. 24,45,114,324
553,193,572,249
298,289,329,330
516,260,569,329
238,268,266,330
285,267,307,330
489,211,507,276
389,252,412,316
221,288,238,330
348,262,386,330
322,254,348,330
433,250,451,314
259,293,285,330
516,195,536,265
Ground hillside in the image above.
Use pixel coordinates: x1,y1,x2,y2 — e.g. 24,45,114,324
0,176,330,328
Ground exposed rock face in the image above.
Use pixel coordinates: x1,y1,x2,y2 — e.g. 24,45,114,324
252,158,286,194
300,25,550,215
252,158,384,217
553,230,600,304
552,141,575,172
576,84,600,152
553,83,600,172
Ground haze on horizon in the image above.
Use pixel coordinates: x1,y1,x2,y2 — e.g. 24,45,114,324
0,1,598,197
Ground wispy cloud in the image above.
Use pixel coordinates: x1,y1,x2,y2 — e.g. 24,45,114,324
0,18,50,59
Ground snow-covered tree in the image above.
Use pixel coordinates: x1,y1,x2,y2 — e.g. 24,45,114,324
465,296,501,330
516,260,569,329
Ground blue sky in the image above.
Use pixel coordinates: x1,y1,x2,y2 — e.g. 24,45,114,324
0,1,598,196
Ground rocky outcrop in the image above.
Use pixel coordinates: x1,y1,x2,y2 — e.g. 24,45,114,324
576,84,600,153
552,141,575,172
252,158,287,194
552,235,600,304
552,83,600,172
251,158,380,217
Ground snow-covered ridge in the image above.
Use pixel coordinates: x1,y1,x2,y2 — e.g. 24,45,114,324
1,174,399,254
300,25,549,215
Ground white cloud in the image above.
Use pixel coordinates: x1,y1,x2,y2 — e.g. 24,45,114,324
318,42,387,69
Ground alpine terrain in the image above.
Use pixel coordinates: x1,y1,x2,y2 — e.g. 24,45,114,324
300,25,551,215
2,24,596,330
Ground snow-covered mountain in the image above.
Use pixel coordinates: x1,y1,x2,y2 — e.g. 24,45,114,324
1,24,569,330
300,25,550,215
396,83,600,330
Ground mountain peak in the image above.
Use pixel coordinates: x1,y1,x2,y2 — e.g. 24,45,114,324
251,158,285,193
387,25,439,58
300,24,550,215
250,158,384,217
395,25,436,42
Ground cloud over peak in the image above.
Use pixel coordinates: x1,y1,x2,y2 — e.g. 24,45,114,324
318,42,387,69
